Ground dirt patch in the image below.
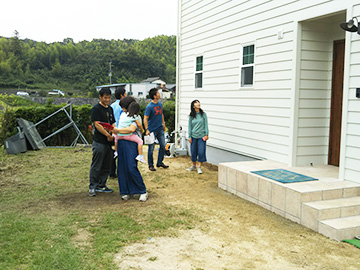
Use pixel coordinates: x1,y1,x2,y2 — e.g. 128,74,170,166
109,155,360,270
72,228,92,249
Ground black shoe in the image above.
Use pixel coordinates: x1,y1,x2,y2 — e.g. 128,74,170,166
89,189,96,197
109,174,117,178
157,163,169,169
149,166,156,171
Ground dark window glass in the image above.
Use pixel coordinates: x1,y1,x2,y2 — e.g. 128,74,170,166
241,66,253,86
196,56,203,71
195,73,203,88
243,45,254,65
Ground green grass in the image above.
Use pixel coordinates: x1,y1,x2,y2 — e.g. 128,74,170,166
0,147,196,269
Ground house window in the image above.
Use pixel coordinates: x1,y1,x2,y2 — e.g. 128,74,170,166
138,92,143,97
241,45,254,87
128,91,133,96
195,56,203,88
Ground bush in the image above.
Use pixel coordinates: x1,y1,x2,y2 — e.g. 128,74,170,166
0,104,92,147
0,99,175,147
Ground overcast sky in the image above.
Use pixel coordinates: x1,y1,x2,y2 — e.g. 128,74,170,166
0,0,177,43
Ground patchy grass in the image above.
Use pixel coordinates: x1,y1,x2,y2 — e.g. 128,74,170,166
0,147,197,270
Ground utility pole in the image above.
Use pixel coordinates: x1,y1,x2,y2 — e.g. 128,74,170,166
109,60,112,84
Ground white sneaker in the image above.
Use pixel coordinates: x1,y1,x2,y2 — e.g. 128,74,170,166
197,167,203,174
136,155,146,164
114,151,118,158
139,193,148,202
186,166,196,171
121,195,130,200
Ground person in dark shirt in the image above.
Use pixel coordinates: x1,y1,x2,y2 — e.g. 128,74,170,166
89,88,115,196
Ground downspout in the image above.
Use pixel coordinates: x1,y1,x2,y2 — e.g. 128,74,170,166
175,0,182,147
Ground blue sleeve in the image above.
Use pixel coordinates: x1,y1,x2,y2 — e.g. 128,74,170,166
145,103,152,117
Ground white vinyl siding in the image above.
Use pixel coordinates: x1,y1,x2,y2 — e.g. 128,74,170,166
343,3,360,183
178,0,360,180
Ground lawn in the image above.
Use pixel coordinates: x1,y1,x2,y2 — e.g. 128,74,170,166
0,147,196,270
1,146,360,270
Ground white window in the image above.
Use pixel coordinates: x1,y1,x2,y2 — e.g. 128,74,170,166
240,44,254,87
138,92,143,97
195,56,203,88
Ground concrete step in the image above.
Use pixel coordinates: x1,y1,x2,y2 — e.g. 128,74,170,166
301,197,360,231
287,180,360,200
318,215,360,241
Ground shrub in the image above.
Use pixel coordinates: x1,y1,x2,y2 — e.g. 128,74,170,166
0,99,175,147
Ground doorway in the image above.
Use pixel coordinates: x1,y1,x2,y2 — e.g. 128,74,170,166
328,39,345,166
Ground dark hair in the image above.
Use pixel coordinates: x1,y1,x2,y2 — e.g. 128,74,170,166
127,101,140,118
189,99,204,118
99,88,111,97
149,88,158,100
115,88,126,99
120,96,135,110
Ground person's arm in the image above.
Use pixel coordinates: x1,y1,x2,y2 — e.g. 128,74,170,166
203,113,209,141
162,113,166,131
94,121,113,141
188,116,192,144
135,119,144,133
144,115,150,135
113,124,137,134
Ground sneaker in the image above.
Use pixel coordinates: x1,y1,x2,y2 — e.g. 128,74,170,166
139,193,148,202
136,154,146,164
197,167,203,174
96,186,114,193
114,151,118,158
186,166,196,171
121,195,130,200
89,189,96,196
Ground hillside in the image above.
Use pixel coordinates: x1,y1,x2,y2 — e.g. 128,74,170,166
0,32,176,95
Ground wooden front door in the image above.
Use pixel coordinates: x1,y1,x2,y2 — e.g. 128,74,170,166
328,40,345,166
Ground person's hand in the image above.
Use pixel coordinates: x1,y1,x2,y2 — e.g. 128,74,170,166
188,138,192,144
107,136,114,142
203,135,209,141
163,125,166,131
146,129,150,136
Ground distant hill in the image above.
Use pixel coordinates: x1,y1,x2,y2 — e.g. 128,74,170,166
0,33,176,95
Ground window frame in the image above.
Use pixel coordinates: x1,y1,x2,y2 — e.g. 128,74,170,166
239,43,255,88
194,55,203,89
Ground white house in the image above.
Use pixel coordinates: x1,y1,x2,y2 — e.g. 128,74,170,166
176,0,360,184
96,77,171,99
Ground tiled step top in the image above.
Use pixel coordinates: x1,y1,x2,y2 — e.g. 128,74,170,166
286,180,360,193
320,215,360,230
303,196,360,210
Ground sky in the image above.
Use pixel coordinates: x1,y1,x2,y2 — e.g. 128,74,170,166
0,0,177,43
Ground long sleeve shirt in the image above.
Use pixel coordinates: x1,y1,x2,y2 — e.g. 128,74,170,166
188,112,208,139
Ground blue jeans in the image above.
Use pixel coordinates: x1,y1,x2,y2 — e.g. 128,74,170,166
148,127,166,167
190,137,207,163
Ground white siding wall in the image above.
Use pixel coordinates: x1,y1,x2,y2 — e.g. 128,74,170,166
296,15,345,166
178,0,360,177
343,4,360,183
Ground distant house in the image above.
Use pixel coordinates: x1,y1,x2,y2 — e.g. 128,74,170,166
176,0,360,184
96,77,173,99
